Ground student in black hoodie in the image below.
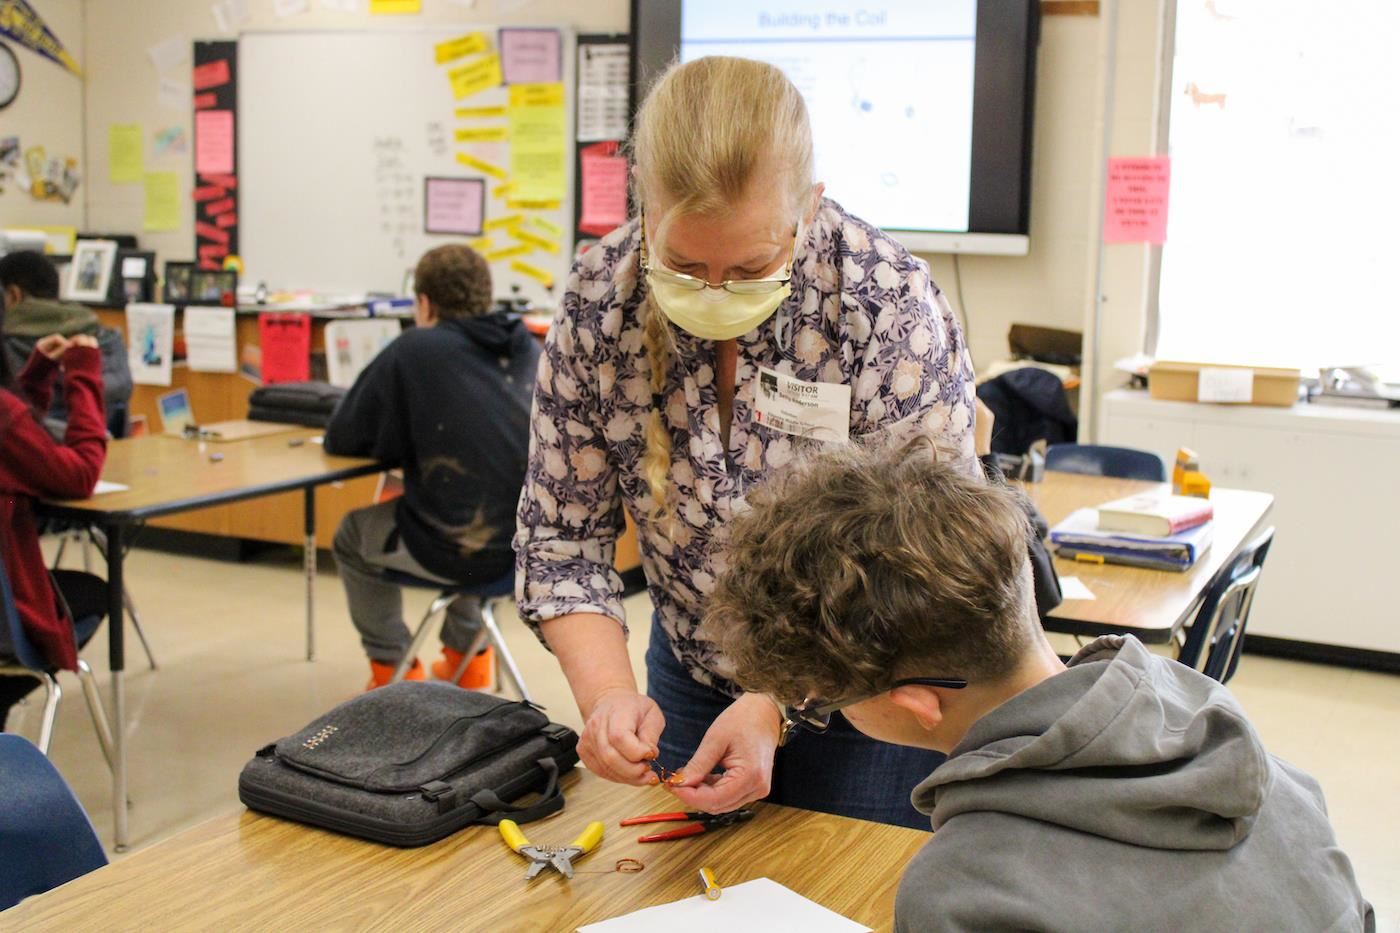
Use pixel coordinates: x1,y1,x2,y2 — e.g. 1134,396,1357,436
325,245,541,690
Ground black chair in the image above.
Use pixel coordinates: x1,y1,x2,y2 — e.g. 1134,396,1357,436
1045,443,1167,482
386,571,532,702
1176,527,1275,684
0,733,109,909
0,561,114,764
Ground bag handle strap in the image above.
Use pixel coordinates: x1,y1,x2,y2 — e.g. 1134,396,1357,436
468,757,564,825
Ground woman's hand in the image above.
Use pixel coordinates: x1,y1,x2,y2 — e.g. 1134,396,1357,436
578,687,666,786
68,334,99,350
36,334,71,360
668,692,781,813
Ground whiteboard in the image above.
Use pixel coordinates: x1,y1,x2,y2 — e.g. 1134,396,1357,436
239,28,574,306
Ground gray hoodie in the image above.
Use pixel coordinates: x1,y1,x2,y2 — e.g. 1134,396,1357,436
896,635,1373,932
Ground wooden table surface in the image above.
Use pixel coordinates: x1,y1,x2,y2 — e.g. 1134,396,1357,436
1027,471,1275,642
42,427,381,521
3,770,928,932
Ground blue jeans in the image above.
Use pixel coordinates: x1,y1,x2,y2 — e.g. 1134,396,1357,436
644,619,943,830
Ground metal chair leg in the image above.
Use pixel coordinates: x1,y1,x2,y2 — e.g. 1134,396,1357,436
447,626,492,686
81,535,92,573
53,534,69,569
77,660,116,774
125,588,158,671
479,598,531,703
36,673,62,755
391,593,456,683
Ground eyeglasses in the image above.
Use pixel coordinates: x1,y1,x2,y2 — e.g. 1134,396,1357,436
639,213,800,296
783,676,969,737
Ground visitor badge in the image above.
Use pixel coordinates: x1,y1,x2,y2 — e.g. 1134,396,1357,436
753,367,851,444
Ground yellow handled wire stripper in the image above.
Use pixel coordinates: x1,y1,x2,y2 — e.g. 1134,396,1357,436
499,818,605,880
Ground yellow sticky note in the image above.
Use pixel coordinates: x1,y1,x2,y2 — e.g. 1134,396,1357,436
434,32,489,64
510,228,561,255
483,213,525,231
507,82,567,202
511,259,555,289
467,236,494,252
448,53,502,100
492,181,516,200
143,172,180,231
109,124,143,184
484,244,534,262
506,198,563,211
455,105,508,119
455,126,510,143
531,216,563,236
370,0,420,12
455,152,509,181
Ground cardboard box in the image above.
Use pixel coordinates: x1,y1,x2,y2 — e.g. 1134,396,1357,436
1148,361,1300,407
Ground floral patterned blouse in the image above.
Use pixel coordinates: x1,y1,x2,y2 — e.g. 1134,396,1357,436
514,198,977,692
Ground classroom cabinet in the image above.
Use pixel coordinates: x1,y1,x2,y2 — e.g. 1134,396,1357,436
1102,389,1400,657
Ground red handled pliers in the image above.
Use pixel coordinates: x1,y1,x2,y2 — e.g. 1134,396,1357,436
619,808,755,842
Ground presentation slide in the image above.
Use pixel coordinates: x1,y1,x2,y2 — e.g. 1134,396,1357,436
680,1,977,233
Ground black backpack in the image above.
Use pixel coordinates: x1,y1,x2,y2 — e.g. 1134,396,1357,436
238,682,579,847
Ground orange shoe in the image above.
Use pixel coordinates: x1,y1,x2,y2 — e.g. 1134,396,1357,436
432,646,495,690
366,658,425,691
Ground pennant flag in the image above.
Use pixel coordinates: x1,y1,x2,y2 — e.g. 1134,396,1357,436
0,0,82,75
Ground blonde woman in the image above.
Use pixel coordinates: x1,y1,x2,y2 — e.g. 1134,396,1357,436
514,57,977,828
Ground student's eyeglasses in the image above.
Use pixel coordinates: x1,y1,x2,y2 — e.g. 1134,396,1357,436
639,213,800,296
783,676,969,737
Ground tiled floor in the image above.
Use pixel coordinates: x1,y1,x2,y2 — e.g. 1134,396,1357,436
8,544,1399,928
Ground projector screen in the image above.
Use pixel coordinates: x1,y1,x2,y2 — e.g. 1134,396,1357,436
631,0,1040,255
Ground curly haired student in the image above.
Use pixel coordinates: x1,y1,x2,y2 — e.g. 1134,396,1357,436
707,438,1373,933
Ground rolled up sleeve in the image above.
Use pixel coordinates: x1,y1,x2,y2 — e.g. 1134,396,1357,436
513,286,628,636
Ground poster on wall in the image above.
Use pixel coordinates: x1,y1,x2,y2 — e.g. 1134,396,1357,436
192,40,238,270
0,0,82,74
126,303,176,386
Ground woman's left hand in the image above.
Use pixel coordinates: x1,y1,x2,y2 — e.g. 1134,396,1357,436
668,692,782,813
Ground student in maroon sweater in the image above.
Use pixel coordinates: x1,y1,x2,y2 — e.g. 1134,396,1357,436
0,321,107,728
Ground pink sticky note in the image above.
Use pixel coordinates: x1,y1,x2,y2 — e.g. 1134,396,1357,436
193,58,231,91
195,110,235,176
1104,156,1170,244
579,142,628,237
424,177,485,235
499,27,562,84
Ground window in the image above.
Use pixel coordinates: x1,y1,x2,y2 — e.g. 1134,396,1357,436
1155,0,1400,371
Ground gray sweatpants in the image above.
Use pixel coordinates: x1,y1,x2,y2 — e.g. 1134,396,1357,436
332,501,484,664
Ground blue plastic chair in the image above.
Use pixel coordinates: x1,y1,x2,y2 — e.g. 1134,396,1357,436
0,560,114,764
1176,527,1275,684
384,572,532,702
1044,443,1168,482
0,732,109,909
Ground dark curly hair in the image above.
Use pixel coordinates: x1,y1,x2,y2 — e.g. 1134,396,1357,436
414,244,492,320
706,436,1036,705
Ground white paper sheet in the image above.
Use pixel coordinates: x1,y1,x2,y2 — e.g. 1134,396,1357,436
94,481,129,495
210,0,249,33
146,37,189,75
577,878,871,933
274,0,310,15
324,318,401,388
159,77,191,111
126,303,176,387
577,43,630,142
1058,576,1096,601
184,307,237,373
320,0,363,10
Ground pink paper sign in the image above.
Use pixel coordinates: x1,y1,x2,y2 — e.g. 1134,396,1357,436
424,177,485,236
579,142,628,237
258,313,312,384
499,27,562,84
1104,156,1170,244
195,110,235,176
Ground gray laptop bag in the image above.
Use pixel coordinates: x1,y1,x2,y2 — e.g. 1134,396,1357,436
238,682,579,847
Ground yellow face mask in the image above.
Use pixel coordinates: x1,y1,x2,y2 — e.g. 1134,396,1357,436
640,215,800,342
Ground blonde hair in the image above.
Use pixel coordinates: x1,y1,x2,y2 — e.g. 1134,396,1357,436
631,56,815,528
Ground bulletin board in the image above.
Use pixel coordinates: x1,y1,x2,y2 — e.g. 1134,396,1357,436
237,27,575,306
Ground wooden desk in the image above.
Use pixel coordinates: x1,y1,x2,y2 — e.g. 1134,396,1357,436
3,771,927,932
39,427,383,853
1027,471,1275,643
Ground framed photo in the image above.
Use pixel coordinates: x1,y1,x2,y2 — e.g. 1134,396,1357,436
163,261,196,304
190,268,237,305
116,249,156,304
66,238,119,303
